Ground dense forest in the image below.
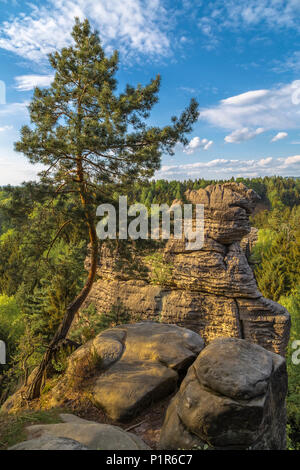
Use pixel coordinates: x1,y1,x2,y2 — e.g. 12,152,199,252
0,175,299,448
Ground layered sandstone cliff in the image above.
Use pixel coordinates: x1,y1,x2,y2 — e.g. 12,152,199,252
85,182,290,355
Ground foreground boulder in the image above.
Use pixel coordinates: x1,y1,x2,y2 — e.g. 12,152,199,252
9,414,149,450
84,183,290,356
42,322,204,422
159,337,288,450
9,435,89,450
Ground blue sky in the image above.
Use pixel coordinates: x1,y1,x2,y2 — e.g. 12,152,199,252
0,0,300,184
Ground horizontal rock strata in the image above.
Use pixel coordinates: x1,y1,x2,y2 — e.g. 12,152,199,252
85,182,290,355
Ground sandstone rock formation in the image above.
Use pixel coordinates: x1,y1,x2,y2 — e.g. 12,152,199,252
240,226,259,260
85,182,290,356
159,337,288,450
9,413,149,450
42,322,204,422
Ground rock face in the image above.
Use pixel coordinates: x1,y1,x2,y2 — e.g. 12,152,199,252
48,322,204,422
9,413,149,450
159,337,288,450
240,226,259,260
85,182,290,356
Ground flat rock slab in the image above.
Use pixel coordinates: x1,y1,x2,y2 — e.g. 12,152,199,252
92,361,177,421
9,435,89,450
13,414,150,450
57,322,205,422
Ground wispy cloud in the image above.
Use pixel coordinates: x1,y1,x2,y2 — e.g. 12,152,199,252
0,148,44,186
225,1,300,30
200,80,300,131
183,136,213,154
156,155,300,180
197,16,220,50
0,125,13,132
0,0,171,63
273,51,300,73
15,74,54,91
196,1,300,49
225,127,264,143
1,1,299,63
0,160,42,185
179,86,198,95
271,132,288,143
0,101,29,117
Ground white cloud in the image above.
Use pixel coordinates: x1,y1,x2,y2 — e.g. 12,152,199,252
179,86,197,94
273,51,300,73
193,1,300,49
222,90,268,106
156,155,300,180
0,101,29,117
183,137,213,154
197,16,220,50
225,127,264,143
199,2,300,35
282,155,300,166
201,80,300,131
0,0,171,63
15,74,54,91
0,125,13,132
2,1,299,64
271,132,288,142
223,1,300,30
0,150,44,186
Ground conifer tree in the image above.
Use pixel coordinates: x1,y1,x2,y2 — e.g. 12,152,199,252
15,18,199,399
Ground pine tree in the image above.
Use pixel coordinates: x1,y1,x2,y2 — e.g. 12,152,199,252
15,18,199,399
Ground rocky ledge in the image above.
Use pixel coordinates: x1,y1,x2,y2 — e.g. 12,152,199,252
18,322,204,422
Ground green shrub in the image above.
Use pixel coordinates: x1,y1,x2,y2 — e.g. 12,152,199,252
145,253,173,286
71,301,131,344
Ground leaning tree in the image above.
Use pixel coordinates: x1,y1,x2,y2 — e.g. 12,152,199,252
16,18,199,399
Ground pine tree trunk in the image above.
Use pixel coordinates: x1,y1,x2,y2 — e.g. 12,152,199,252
26,160,98,400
